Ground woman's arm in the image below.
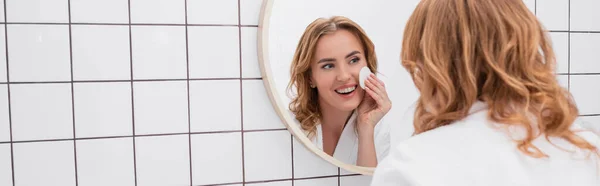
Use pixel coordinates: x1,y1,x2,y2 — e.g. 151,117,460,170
357,126,378,167
356,74,392,167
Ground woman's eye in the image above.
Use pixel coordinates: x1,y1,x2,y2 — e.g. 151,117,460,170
350,57,360,63
322,64,333,69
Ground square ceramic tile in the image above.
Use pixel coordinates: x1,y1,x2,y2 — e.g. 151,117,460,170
340,175,372,186
570,33,600,73
244,131,292,182
242,27,261,78
74,82,132,138
189,80,241,132
133,81,188,135
570,0,600,31
76,137,135,186
522,0,535,14
10,83,73,141
549,32,569,74
191,132,242,185
135,135,190,186
13,141,75,186
131,26,187,80
130,0,185,24
187,0,238,25
0,85,8,142
242,80,284,130
72,25,131,81
294,177,337,186
188,26,240,78
7,25,71,82
557,75,569,90
246,181,292,186
0,1,4,21
537,0,568,31
0,144,12,186
0,25,6,83
240,0,262,25
70,0,129,23
293,138,338,178
6,0,68,23
570,75,600,115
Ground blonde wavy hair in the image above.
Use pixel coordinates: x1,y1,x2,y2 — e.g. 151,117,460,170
402,0,597,157
287,16,378,139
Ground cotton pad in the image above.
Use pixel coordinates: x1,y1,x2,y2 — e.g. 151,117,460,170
359,66,373,89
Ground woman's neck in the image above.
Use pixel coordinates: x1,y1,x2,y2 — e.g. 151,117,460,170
319,100,353,132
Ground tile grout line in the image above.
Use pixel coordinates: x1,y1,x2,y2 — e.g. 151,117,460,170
3,0,15,185
0,77,263,84
67,0,80,185
337,168,341,186
238,0,246,185
184,0,194,185
0,128,290,145
127,0,138,185
0,22,259,27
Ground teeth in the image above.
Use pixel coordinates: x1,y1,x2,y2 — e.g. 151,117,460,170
336,86,356,94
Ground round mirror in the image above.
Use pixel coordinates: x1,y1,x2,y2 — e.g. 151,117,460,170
257,0,420,175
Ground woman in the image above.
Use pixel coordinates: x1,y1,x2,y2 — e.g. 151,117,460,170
287,16,392,167
371,0,599,185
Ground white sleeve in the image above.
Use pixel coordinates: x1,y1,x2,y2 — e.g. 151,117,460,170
374,116,391,162
370,143,418,186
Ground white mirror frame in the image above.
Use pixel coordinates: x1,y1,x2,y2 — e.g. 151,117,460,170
257,0,375,175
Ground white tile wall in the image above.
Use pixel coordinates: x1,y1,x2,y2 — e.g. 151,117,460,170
76,138,135,186
537,0,569,31
130,0,185,24
187,0,238,25
11,83,73,141
570,0,600,31
13,140,76,186
189,80,241,132
8,25,71,82
7,0,69,23
133,81,188,135
191,132,243,185
0,25,6,83
74,82,132,138
70,0,129,24
0,85,8,142
244,130,292,182
131,26,187,80
294,177,338,186
135,134,190,186
570,33,600,73
0,144,12,186
188,26,240,78
1,0,598,186
71,25,131,81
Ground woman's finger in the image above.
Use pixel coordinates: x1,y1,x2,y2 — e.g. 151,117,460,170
366,76,385,96
365,86,385,107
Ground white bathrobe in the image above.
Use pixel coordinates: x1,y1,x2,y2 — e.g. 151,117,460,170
310,110,392,165
371,101,600,186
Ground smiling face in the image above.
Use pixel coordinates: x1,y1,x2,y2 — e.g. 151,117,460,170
310,29,367,112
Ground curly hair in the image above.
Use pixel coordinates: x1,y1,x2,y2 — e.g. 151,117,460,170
287,16,378,139
401,0,597,158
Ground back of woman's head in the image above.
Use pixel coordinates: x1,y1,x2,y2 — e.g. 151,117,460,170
287,16,377,138
401,0,596,157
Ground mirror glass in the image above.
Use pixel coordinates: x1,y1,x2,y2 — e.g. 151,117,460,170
258,0,420,174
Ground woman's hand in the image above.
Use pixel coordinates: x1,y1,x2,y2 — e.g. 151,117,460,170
357,74,392,134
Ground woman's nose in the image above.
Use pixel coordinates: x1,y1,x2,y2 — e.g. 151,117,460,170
336,66,353,82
